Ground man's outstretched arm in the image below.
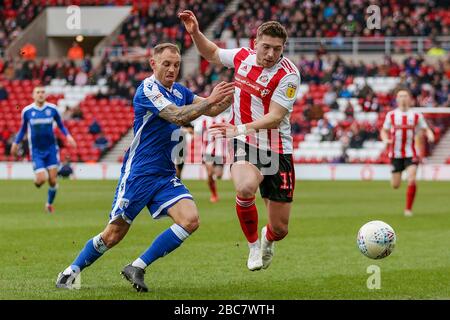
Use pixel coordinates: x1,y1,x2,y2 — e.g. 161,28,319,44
178,10,223,65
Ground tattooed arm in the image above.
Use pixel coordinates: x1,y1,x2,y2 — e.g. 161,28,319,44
159,82,234,125
192,95,233,117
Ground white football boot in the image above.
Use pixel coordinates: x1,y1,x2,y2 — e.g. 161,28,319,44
56,266,80,289
261,226,274,269
247,240,263,271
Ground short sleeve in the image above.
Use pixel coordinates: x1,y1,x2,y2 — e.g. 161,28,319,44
417,113,429,129
218,48,244,68
182,86,195,105
271,73,301,111
140,83,172,115
382,113,392,130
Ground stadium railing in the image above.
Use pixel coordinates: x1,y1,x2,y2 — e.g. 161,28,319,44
223,36,450,55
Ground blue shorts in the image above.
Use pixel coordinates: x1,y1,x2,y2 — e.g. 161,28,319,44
31,147,60,173
109,172,193,224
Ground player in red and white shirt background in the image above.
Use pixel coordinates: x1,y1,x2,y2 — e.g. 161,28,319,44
179,10,300,271
381,88,435,217
193,113,229,203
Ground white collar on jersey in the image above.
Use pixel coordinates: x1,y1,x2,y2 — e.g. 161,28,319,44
32,102,47,110
151,74,174,93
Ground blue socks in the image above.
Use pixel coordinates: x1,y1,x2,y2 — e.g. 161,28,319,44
48,185,57,204
71,234,109,271
69,224,190,272
132,224,190,269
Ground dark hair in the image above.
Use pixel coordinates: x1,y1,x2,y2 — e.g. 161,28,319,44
153,43,181,56
394,87,412,96
256,21,288,43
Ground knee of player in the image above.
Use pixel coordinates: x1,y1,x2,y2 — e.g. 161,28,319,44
236,185,257,199
180,215,200,234
48,178,58,187
392,183,400,189
407,178,416,186
34,180,45,188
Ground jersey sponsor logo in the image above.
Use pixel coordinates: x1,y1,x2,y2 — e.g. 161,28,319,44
235,74,272,98
173,89,183,100
286,83,297,99
29,118,53,125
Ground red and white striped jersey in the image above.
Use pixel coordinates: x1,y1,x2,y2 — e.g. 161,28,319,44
383,108,429,159
194,113,229,158
218,47,301,154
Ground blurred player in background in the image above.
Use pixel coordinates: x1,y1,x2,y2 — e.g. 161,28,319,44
381,88,435,217
174,123,194,179
55,43,234,292
10,86,77,213
194,113,229,202
180,11,300,271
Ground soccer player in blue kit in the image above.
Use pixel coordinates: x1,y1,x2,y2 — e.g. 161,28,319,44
56,43,234,292
10,86,77,213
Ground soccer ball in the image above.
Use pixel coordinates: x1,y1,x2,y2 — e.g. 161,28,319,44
357,220,396,259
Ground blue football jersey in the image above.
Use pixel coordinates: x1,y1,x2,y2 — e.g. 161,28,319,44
123,75,195,176
15,103,69,151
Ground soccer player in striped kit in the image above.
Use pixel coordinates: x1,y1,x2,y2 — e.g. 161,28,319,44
194,114,229,202
180,11,300,271
381,88,435,217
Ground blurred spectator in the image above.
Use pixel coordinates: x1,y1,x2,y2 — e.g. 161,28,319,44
71,105,84,121
67,42,84,61
427,41,447,57
317,118,334,141
0,82,8,100
94,133,110,154
89,119,102,135
20,43,37,60
356,80,374,99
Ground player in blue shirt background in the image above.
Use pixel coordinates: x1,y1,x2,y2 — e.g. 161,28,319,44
56,43,234,292
10,86,77,213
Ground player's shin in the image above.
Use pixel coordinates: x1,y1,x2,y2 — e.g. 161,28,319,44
47,184,58,205
236,196,259,244
70,233,110,271
406,182,417,211
132,224,190,269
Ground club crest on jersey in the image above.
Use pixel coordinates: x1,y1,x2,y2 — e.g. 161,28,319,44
258,75,269,83
286,83,297,99
45,109,52,116
173,89,183,100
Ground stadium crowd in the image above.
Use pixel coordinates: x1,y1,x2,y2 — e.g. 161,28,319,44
0,0,230,53
213,0,449,41
0,0,449,163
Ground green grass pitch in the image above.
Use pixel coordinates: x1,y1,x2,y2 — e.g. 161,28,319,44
0,179,449,299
